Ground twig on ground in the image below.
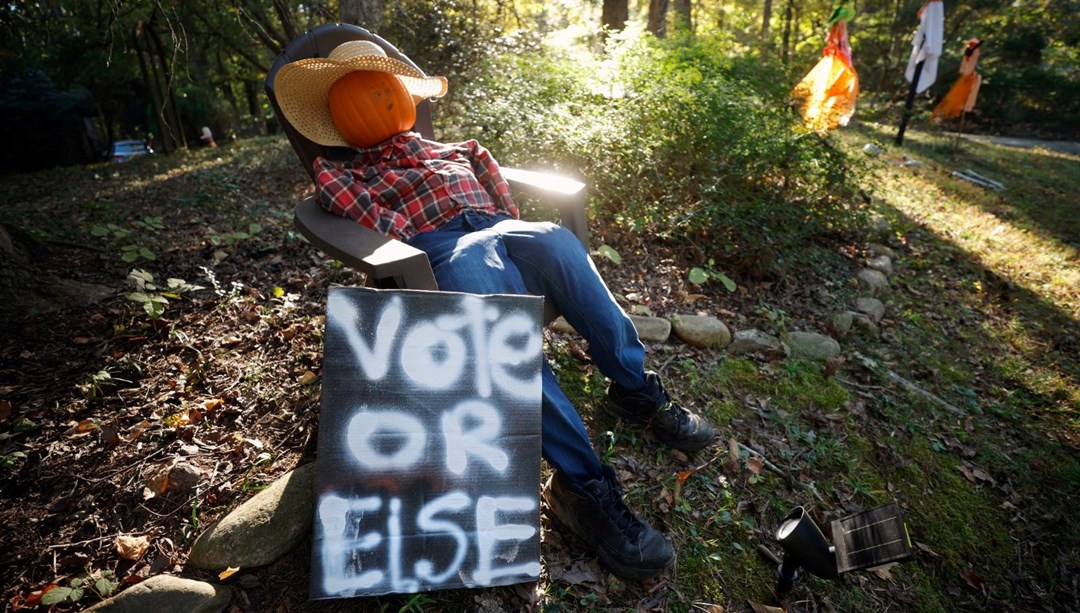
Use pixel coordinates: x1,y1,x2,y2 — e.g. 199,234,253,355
737,441,831,508
852,352,967,417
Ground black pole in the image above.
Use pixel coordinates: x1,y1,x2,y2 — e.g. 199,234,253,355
895,58,925,146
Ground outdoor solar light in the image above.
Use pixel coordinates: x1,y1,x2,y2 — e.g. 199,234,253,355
772,502,915,595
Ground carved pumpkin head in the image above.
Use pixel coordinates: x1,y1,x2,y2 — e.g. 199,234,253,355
329,70,417,149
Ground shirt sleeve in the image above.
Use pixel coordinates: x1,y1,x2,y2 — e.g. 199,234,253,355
462,140,520,219
313,157,410,239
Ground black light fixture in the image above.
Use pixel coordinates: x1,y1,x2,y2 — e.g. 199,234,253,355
773,502,914,595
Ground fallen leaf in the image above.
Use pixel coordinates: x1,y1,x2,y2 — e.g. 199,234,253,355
164,408,202,428
222,335,242,346
871,562,898,580
960,569,986,591
676,469,696,483
143,466,170,500
299,370,318,385
116,534,151,561
887,584,915,603
0,399,11,421
100,424,121,446
64,418,100,436
915,541,940,557
148,552,172,576
72,337,91,345
956,464,978,483
746,456,764,475
748,601,784,613
218,566,240,580
549,559,600,585
669,448,689,463
204,398,224,411
126,420,151,442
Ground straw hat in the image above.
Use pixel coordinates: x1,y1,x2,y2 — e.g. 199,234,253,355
274,40,448,147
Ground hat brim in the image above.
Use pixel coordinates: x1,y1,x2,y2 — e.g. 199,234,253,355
275,55,448,147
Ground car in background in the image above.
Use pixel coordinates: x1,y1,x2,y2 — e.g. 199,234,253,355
110,139,153,163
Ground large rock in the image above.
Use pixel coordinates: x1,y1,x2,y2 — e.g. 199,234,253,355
549,316,577,335
670,314,731,348
855,297,886,323
831,312,855,337
856,268,889,296
84,575,231,613
851,313,880,337
866,255,894,277
188,463,317,570
727,329,782,355
629,315,671,343
867,243,897,259
785,331,841,361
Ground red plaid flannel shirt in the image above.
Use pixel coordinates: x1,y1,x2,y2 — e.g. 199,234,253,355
313,132,519,240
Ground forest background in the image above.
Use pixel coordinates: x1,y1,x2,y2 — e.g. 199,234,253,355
0,0,1076,172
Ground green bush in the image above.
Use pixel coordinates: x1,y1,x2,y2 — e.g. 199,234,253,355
443,27,866,271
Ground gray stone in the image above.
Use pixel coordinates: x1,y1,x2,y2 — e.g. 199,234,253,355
188,463,317,570
866,255,894,277
831,312,855,337
670,314,731,348
549,316,577,335
855,297,886,323
167,462,204,494
867,243,897,258
851,313,880,337
728,329,782,355
869,215,893,239
785,331,842,361
84,575,231,613
856,268,889,296
629,315,671,343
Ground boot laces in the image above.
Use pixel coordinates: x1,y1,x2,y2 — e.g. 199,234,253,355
591,478,645,540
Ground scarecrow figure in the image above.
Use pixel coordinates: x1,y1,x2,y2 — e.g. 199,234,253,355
791,3,860,132
274,41,717,581
904,0,945,94
933,39,982,121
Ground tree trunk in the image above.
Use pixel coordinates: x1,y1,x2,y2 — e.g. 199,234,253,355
648,0,669,38
340,0,384,33
272,0,299,42
781,0,795,65
673,0,692,33
602,0,629,33
878,0,905,90
760,0,774,60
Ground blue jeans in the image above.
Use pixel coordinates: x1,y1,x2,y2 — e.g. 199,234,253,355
406,210,647,486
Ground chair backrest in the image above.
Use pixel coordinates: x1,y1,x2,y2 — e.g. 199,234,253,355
264,23,437,184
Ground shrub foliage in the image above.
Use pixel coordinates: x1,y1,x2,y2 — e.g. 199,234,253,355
443,27,866,270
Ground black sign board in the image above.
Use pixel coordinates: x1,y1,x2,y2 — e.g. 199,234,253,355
311,287,544,600
831,502,914,574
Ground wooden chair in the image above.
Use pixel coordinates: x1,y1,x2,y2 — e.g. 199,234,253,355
264,23,588,323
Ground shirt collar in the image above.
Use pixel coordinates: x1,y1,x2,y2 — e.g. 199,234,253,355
352,132,425,164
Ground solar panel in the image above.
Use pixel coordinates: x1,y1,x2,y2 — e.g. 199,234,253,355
830,502,914,574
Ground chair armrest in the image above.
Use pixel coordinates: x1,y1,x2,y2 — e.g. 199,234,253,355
293,196,438,290
501,167,589,249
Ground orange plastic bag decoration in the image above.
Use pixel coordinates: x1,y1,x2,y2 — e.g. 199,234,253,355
792,19,859,133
